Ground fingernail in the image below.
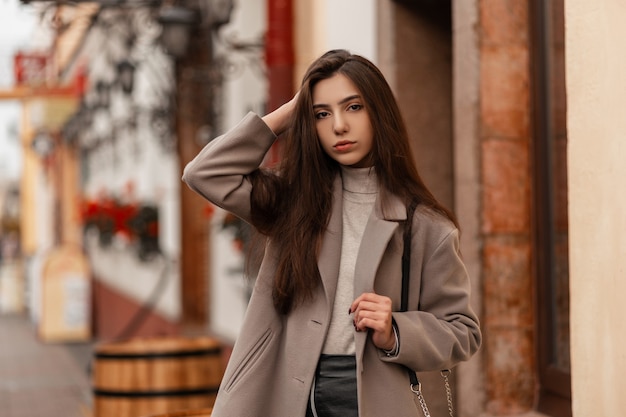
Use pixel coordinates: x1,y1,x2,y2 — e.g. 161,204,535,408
348,308,352,314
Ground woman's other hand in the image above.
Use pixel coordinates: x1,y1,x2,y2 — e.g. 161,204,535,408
262,92,299,136
350,292,395,351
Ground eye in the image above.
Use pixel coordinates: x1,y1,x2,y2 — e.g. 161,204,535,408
315,111,331,119
347,103,363,111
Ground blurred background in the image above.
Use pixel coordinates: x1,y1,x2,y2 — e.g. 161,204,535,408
0,0,624,417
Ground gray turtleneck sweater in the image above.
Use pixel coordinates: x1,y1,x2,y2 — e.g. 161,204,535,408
322,166,379,355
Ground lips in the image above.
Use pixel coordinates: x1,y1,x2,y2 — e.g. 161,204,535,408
334,140,355,152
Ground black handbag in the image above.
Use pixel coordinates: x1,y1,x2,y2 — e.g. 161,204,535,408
402,201,454,417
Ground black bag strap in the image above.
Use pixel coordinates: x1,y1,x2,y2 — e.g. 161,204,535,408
401,200,455,417
401,200,419,387
401,200,418,312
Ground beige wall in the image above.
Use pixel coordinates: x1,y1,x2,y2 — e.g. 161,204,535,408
293,0,377,85
566,1,626,416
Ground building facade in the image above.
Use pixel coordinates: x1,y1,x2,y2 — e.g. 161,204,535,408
11,0,626,415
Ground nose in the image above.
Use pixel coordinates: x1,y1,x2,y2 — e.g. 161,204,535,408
333,113,348,135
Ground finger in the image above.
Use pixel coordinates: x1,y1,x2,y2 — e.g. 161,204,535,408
352,299,392,322
355,316,395,350
349,293,368,313
351,294,391,333
355,317,381,332
356,308,392,324
354,310,392,332
355,299,391,313
353,305,385,326
350,292,389,314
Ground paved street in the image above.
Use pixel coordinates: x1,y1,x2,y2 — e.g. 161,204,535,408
0,313,94,417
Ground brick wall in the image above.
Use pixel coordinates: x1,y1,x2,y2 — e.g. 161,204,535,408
479,0,535,414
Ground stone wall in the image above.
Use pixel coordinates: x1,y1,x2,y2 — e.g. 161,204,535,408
479,0,535,414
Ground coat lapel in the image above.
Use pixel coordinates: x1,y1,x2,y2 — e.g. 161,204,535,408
353,192,406,296
317,176,344,310
354,193,407,365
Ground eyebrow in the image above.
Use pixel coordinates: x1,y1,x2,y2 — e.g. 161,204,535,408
312,94,362,109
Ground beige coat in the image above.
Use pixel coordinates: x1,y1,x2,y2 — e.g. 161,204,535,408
183,113,481,417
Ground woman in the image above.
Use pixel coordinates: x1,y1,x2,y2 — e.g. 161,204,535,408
183,50,481,417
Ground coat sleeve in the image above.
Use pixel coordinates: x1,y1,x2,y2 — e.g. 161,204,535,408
181,112,277,222
385,227,482,372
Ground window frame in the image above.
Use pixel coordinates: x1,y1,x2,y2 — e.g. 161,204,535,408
530,0,572,415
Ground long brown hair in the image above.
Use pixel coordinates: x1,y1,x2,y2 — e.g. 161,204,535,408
250,49,457,314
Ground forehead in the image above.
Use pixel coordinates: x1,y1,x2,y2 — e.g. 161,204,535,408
312,73,361,103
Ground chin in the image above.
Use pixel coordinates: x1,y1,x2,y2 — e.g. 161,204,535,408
338,159,361,167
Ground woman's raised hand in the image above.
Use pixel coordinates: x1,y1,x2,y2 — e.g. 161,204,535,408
350,292,396,352
262,92,299,136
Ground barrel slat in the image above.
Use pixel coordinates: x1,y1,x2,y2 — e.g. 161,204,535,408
141,407,213,417
92,337,222,417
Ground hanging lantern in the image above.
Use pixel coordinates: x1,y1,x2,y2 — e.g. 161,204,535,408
157,6,199,58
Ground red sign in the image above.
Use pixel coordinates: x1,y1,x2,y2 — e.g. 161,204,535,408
14,52,50,86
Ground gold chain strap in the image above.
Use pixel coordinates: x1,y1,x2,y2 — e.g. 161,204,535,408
441,370,454,417
411,381,432,417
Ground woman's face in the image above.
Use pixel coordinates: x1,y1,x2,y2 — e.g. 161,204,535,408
312,73,374,167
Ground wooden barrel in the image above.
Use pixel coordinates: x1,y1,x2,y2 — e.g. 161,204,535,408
141,408,212,417
92,337,222,417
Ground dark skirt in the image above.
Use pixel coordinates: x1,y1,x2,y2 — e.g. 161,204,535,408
306,354,358,417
